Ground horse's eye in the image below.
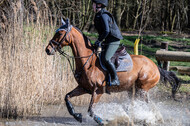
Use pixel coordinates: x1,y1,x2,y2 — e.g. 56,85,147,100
58,33,63,36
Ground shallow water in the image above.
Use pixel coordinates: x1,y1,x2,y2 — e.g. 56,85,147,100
94,100,190,126
1,95,190,126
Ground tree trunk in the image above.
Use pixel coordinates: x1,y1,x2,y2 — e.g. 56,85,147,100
188,0,190,28
171,13,176,32
125,5,130,28
133,0,142,29
113,0,122,28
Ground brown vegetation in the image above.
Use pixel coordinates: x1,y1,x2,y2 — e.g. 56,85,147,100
0,0,77,118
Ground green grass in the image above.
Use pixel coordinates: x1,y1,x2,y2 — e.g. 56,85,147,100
170,61,190,67
178,75,190,81
141,35,190,43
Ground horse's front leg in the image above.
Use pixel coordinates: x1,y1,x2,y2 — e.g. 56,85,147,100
88,87,104,125
65,86,87,123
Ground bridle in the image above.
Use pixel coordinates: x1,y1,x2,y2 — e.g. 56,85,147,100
49,26,71,51
49,26,95,80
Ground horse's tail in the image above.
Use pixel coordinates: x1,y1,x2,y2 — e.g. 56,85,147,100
158,67,181,99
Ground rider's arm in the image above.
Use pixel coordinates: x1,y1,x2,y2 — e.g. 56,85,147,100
98,14,110,42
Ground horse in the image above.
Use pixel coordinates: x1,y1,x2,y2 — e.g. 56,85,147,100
45,19,180,125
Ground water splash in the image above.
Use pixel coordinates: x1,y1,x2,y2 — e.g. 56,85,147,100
92,99,190,126
93,100,164,125
94,103,130,122
126,100,164,125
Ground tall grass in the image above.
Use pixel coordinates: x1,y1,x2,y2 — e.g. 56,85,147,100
0,0,80,118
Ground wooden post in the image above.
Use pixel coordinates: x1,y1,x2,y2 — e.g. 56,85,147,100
161,42,170,70
157,42,170,70
161,42,168,50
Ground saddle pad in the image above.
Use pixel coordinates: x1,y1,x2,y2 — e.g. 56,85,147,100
99,53,133,72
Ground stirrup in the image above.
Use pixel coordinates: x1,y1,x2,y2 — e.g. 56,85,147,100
107,74,120,86
110,79,120,86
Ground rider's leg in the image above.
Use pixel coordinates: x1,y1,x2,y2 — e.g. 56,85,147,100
105,59,120,85
104,41,120,86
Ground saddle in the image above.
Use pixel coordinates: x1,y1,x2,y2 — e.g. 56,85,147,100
99,46,133,72
111,46,127,69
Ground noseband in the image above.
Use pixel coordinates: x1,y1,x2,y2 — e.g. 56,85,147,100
49,28,71,51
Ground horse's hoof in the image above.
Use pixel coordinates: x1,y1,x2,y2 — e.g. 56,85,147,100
94,115,104,125
74,113,82,123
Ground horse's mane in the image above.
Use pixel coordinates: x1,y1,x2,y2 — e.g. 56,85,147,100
73,26,92,47
56,24,93,49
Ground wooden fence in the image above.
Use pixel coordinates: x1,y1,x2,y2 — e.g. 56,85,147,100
155,42,190,75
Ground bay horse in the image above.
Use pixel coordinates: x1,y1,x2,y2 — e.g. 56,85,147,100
45,19,180,125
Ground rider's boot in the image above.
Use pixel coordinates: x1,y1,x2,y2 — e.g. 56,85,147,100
105,59,120,86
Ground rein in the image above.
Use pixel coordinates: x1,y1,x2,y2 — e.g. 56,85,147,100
51,26,95,79
57,48,94,79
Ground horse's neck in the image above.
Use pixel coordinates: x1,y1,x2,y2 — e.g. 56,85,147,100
70,28,94,71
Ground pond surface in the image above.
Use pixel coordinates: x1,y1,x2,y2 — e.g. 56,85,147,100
1,98,189,126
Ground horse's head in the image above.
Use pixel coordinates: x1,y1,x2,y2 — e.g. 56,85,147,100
45,18,72,55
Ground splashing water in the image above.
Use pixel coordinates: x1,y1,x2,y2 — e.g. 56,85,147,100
93,103,130,123
126,100,164,125
93,100,163,125
93,100,189,126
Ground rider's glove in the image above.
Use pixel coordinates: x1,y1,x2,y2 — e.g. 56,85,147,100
95,40,102,47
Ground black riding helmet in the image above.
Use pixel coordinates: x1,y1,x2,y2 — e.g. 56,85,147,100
92,0,108,7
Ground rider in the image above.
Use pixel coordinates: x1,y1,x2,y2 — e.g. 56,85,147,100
92,0,123,86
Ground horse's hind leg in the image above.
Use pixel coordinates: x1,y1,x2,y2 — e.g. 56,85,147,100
65,86,87,122
127,85,139,101
128,86,150,103
139,90,150,103
141,80,159,103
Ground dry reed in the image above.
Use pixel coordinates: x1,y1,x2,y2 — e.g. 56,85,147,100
0,0,80,118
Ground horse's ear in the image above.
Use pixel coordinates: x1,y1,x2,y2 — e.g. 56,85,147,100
61,17,66,25
66,18,70,27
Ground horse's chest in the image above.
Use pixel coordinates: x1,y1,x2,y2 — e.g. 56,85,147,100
77,68,105,91
77,73,94,89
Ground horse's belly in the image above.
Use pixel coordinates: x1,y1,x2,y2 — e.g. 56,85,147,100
107,73,137,92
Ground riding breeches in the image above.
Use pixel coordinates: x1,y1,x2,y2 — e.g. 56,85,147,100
103,41,120,62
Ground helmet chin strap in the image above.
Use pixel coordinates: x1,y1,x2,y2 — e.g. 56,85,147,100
96,6,102,12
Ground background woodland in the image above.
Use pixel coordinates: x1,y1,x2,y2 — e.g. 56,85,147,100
1,0,190,34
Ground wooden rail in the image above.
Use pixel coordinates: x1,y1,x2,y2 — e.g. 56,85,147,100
156,50,190,62
156,42,190,73
170,66,190,75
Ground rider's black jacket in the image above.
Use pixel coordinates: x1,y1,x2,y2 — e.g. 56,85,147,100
94,9,123,43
